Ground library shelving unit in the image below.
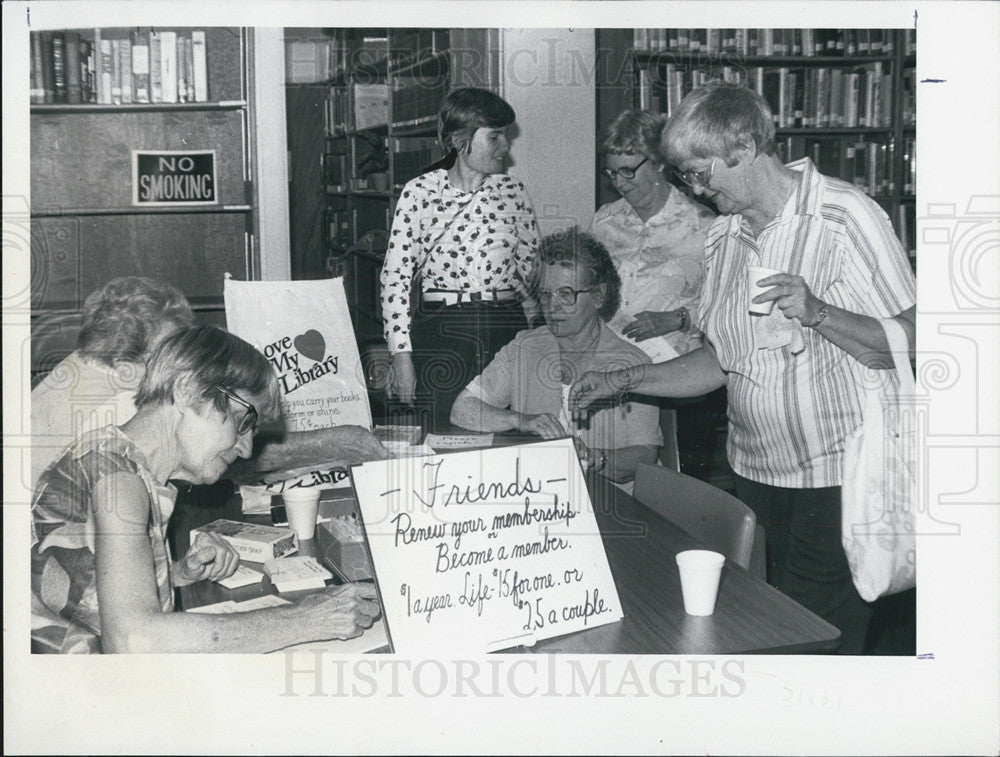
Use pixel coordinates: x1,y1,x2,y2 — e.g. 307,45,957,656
595,27,917,262
284,27,499,354
29,27,257,380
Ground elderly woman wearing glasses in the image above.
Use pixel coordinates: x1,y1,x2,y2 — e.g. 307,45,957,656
31,326,380,653
572,83,916,653
591,109,719,478
450,229,661,487
591,109,716,358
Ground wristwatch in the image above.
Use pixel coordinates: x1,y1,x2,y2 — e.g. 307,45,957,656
676,307,690,332
805,302,830,328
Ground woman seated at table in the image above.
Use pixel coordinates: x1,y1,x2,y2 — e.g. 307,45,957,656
450,228,661,486
31,326,380,653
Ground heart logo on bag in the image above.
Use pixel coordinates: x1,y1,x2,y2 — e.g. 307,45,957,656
293,329,326,363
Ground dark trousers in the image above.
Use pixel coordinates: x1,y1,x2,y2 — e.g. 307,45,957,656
409,299,528,432
734,475,873,654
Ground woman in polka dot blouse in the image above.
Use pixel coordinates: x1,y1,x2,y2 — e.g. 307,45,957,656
380,87,540,430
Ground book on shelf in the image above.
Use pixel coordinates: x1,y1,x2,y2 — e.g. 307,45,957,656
159,30,177,103
632,28,906,58
64,31,82,104
191,30,208,102
183,34,195,102
149,30,163,103
132,30,150,103
119,36,134,104
110,39,122,104
51,32,67,103
177,34,189,103
98,38,113,104
31,28,215,106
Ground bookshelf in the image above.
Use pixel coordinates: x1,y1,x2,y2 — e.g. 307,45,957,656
284,27,499,356
29,27,257,379
596,27,916,262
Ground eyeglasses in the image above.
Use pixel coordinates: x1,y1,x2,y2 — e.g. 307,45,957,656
215,385,258,437
536,286,596,307
674,157,718,188
602,157,649,181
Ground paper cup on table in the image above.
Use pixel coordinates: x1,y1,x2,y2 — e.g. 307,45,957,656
747,266,782,315
282,488,321,540
676,550,726,616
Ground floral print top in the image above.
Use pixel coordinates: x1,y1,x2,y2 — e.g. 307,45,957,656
31,426,176,653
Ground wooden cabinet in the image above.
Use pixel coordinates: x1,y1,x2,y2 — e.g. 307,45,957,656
29,27,256,376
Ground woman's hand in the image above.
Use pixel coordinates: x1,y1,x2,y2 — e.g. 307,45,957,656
753,274,825,325
516,412,567,439
622,310,685,341
387,352,417,405
177,532,240,584
569,369,629,419
296,582,382,640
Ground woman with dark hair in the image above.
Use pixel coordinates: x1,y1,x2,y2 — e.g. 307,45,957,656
31,326,379,653
450,228,660,488
380,87,540,430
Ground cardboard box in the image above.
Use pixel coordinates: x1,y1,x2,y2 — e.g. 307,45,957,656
191,519,298,562
316,517,374,581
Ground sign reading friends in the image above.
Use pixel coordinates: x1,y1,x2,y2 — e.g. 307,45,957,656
224,277,372,432
351,439,623,655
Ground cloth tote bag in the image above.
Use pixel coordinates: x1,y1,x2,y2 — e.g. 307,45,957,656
841,317,917,602
224,276,372,433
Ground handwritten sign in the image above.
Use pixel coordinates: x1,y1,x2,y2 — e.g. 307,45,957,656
132,150,217,206
224,277,372,433
351,439,623,655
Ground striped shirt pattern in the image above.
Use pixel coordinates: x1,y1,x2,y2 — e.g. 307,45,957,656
699,158,916,487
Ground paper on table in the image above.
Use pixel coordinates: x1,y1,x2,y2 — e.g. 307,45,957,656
273,618,389,655
383,442,438,458
234,594,293,611
263,555,333,592
186,600,240,614
214,564,264,589
185,595,291,614
424,433,495,450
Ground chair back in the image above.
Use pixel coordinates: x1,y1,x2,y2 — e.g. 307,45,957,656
633,463,757,570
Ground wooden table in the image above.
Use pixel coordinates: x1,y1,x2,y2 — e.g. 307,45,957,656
526,476,841,654
180,465,840,655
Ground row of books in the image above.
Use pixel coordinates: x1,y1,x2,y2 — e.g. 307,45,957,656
775,136,914,198
633,28,916,58
30,29,209,105
640,63,910,129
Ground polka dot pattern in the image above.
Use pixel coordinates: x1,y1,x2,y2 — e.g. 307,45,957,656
380,169,540,353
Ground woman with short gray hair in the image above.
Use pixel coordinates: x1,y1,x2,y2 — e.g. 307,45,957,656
31,326,380,653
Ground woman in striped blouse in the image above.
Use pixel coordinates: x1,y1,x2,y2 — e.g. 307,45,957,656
571,82,915,654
